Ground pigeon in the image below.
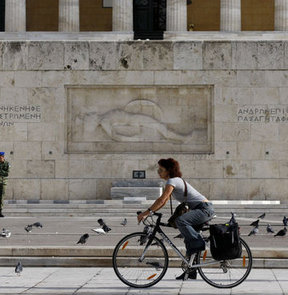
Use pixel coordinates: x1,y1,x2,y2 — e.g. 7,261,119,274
266,224,275,234
120,218,127,226
250,219,260,227
248,226,259,236
283,216,288,226
274,227,287,237
174,233,184,239
1,228,11,238
15,262,23,275
32,222,43,228
25,224,33,232
97,218,111,233
229,212,237,225
258,213,266,219
146,261,164,270
91,228,106,235
77,233,89,244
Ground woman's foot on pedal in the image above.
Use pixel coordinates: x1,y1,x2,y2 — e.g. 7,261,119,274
176,270,197,280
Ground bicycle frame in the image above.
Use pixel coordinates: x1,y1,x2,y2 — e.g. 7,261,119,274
140,212,219,269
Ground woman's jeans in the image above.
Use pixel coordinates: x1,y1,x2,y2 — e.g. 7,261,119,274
175,202,214,257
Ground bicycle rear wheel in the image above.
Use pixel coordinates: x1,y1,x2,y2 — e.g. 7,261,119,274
112,232,169,288
196,237,252,288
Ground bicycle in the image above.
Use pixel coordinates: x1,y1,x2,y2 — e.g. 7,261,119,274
112,212,252,289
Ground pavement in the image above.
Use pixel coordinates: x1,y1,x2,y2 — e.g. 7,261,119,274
0,201,287,294
0,267,287,295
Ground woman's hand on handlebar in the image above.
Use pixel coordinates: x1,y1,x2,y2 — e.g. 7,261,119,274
137,210,149,224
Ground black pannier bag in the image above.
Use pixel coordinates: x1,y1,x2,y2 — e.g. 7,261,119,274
209,223,242,261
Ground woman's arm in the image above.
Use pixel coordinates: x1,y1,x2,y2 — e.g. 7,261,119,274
137,184,174,223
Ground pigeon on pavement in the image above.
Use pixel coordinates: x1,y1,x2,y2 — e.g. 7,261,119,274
91,228,106,235
97,218,111,233
274,227,287,237
32,222,43,228
25,225,33,232
1,228,11,238
120,218,127,226
258,213,266,219
248,226,259,236
250,219,260,227
15,262,23,275
266,224,275,234
283,216,288,226
77,233,89,244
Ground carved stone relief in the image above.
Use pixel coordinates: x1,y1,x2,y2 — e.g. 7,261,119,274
66,85,213,153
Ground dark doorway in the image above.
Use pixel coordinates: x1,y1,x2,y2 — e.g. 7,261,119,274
0,0,5,31
133,0,166,40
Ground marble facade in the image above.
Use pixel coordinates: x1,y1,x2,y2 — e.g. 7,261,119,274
0,37,288,202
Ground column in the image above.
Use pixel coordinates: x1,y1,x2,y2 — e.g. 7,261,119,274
5,0,26,32
166,0,187,31
59,0,79,32
275,0,288,31
112,0,133,31
220,0,241,32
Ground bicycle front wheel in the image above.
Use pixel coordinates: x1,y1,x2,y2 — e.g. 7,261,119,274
112,232,169,288
196,237,252,288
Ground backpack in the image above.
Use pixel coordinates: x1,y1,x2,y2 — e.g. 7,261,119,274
209,223,242,261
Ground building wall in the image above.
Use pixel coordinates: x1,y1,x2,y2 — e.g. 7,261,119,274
25,0,273,32
0,39,287,202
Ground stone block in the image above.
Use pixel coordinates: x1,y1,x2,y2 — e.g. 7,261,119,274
279,124,288,142
0,72,15,87
64,42,89,70
203,42,232,70
237,141,264,160
209,179,237,200
252,161,280,178
154,71,180,84
68,179,97,200
0,124,28,142
220,87,252,105
251,88,280,105
116,42,144,70
14,142,41,160
26,160,55,178
264,142,288,160
142,41,173,70
8,160,27,178
27,123,59,142
41,71,66,88
214,141,237,160
0,87,28,104
13,179,41,200
279,161,288,178
2,42,28,70
27,42,64,70
265,71,288,87
41,179,68,200
111,187,162,200
41,141,66,160
236,71,267,87
250,124,279,142
14,71,42,88
223,161,251,178
231,41,258,70
257,42,284,70
173,41,203,70
220,123,250,142
214,104,238,123
89,41,117,70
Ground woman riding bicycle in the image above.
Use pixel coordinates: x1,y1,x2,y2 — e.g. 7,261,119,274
137,158,215,280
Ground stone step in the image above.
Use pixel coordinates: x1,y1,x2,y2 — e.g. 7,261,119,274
0,247,287,268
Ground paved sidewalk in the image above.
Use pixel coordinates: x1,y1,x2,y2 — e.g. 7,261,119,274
0,267,287,295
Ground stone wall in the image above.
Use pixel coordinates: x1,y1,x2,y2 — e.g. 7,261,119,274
0,37,287,202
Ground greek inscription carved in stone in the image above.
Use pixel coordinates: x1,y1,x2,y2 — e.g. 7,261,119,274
0,105,42,127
